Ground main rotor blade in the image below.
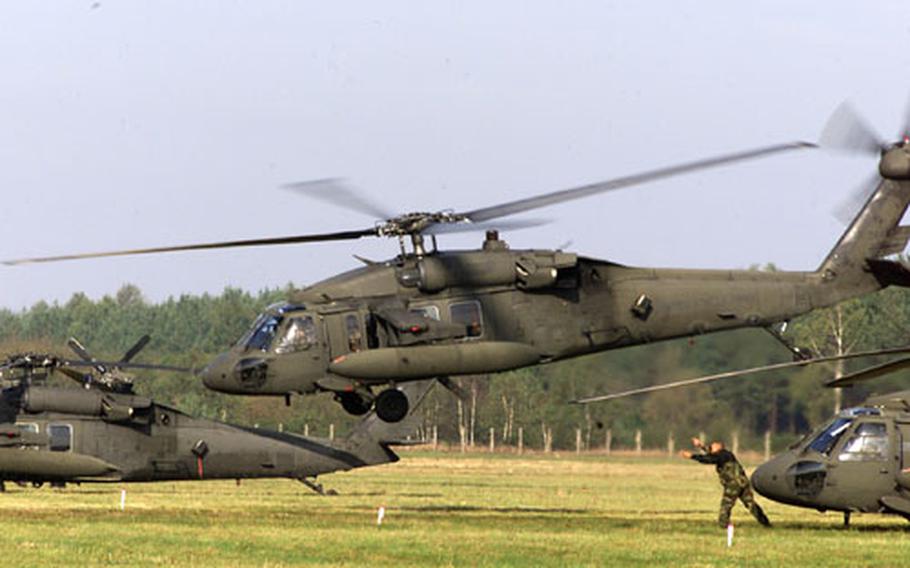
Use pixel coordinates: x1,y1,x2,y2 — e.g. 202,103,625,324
121,335,151,364
819,101,886,156
463,142,815,223
825,357,910,388
3,228,378,266
423,218,551,235
67,337,105,374
283,178,396,221
60,359,193,374
571,345,910,404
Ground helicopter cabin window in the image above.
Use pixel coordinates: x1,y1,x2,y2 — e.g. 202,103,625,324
450,301,483,338
16,422,38,434
838,422,889,462
807,417,852,455
409,305,440,321
48,424,72,452
345,314,363,352
274,316,318,354
244,314,284,352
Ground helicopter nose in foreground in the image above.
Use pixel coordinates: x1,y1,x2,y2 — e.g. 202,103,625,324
200,352,233,392
751,458,792,504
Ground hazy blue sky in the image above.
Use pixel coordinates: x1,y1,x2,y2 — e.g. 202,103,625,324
2,2,909,309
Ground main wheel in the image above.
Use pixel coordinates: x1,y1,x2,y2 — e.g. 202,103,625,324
375,388,409,423
337,392,373,416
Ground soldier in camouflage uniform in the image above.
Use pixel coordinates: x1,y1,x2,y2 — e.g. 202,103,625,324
681,437,771,528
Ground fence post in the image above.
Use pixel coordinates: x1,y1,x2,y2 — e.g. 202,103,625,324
699,431,706,445
731,430,739,456
433,425,439,450
764,430,772,461
605,429,612,456
304,423,309,437
489,428,495,453
635,429,642,456
518,427,524,455
278,423,284,433
329,423,335,441
667,432,675,458
575,428,582,455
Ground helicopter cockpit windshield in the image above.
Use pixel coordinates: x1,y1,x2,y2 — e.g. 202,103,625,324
237,303,316,353
239,313,284,352
804,407,882,455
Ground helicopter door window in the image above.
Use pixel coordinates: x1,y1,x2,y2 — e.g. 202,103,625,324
345,315,364,352
450,301,483,338
16,422,38,434
245,315,284,352
410,305,440,321
48,424,72,452
838,422,889,462
274,316,317,354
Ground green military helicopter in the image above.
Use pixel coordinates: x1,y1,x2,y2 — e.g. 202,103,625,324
575,343,910,527
8,103,910,423
0,338,432,493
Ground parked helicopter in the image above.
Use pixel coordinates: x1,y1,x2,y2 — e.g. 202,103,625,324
0,339,433,493
8,103,910,423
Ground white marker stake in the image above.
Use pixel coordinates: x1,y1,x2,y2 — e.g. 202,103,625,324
726,523,734,548
377,506,386,526
120,489,127,511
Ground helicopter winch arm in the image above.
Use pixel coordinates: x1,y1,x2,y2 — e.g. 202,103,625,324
570,344,910,404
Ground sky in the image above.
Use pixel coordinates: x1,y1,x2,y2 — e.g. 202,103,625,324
1,1,909,310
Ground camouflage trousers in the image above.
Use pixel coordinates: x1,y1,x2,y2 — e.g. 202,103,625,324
719,483,769,528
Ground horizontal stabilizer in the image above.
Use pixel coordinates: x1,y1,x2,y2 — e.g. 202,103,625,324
867,259,910,288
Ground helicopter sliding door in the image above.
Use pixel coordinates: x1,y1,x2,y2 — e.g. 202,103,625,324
829,420,898,512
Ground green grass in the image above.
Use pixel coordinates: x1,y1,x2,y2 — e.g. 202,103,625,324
1,452,908,566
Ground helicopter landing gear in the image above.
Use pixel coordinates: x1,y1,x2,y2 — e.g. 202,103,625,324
843,511,851,528
375,388,409,423
337,391,373,416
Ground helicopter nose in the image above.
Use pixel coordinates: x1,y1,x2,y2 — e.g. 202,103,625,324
200,352,233,392
751,458,789,501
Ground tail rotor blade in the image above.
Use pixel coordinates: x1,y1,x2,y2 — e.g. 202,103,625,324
833,171,882,225
819,101,886,156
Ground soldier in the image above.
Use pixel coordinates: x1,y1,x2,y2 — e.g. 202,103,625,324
681,437,771,528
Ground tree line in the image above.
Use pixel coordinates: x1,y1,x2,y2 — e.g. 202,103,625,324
2,282,910,452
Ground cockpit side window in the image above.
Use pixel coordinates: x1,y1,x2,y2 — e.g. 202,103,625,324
245,315,284,352
410,305,440,321
16,422,38,434
838,422,889,462
807,417,852,455
274,316,317,354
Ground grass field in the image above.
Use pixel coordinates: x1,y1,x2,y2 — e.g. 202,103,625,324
1,452,908,567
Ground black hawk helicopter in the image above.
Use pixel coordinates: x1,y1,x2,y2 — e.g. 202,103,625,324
8,102,910,423
0,338,433,493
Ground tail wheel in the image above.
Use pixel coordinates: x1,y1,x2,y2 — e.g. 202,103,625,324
375,388,409,423
337,392,373,416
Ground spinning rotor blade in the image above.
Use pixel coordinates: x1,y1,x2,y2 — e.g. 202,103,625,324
121,335,151,364
819,101,886,156
571,345,910,404
283,178,396,220
833,171,882,225
423,218,551,235
463,142,816,223
825,357,910,388
3,228,378,265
